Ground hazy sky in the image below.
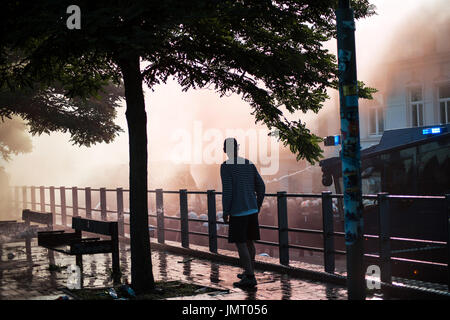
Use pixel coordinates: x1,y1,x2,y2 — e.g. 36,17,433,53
2,0,445,187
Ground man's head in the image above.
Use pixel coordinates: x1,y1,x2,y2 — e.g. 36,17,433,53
223,137,239,158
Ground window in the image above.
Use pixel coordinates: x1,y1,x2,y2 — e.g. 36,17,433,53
439,84,450,124
418,141,450,195
368,107,384,136
410,87,424,127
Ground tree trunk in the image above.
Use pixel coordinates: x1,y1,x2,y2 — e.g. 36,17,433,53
118,54,155,293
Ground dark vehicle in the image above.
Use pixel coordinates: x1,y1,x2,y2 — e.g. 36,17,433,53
320,124,450,284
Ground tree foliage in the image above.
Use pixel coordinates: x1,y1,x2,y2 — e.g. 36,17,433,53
0,81,124,148
1,0,375,164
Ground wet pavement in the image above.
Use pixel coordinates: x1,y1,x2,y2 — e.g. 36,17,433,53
0,238,364,300
6,236,447,300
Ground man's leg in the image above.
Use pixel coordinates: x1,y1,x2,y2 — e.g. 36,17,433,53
234,242,257,287
246,240,256,272
235,242,254,276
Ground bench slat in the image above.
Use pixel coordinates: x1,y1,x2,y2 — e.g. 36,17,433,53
0,220,18,225
77,237,101,242
22,210,52,225
72,217,115,236
37,230,65,235
70,240,113,255
38,231,80,247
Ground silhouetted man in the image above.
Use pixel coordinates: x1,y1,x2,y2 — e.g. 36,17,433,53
221,138,265,288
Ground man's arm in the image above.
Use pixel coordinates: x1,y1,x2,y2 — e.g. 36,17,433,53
220,163,233,220
254,165,265,211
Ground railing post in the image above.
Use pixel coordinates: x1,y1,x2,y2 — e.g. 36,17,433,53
31,186,36,211
156,189,165,244
22,186,27,210
100,188,107,221
72,187,78,217
277,191,289,266
322,191,335,274
85,187,92,219
207,190,218,254
49,186,56,226
117,188,124,237
39,186,45,213
446,194,450,291
378,192,391,285
60,187,67,227
180,189,189,248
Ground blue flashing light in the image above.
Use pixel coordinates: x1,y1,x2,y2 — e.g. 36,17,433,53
422,127,444,135
324,135,341,146
334,135,341,145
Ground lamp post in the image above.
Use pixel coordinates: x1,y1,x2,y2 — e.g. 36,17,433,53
336,0,366,300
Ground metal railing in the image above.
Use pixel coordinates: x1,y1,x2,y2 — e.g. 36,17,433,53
10,185,450,290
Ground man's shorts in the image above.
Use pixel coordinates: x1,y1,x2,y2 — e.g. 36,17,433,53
228,213,260,243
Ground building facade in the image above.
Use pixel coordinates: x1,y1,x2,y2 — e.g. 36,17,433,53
358,9,450,150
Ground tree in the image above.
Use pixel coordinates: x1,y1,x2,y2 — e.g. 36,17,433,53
1,0,375,293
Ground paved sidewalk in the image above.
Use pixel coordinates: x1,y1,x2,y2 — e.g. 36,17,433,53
0,238,369,300
3,237,449,300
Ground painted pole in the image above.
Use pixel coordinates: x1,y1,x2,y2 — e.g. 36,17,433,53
336,0,366,300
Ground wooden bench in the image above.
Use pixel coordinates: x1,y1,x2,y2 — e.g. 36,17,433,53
0,209,54,264
0,209,53,237
38,217,121,283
